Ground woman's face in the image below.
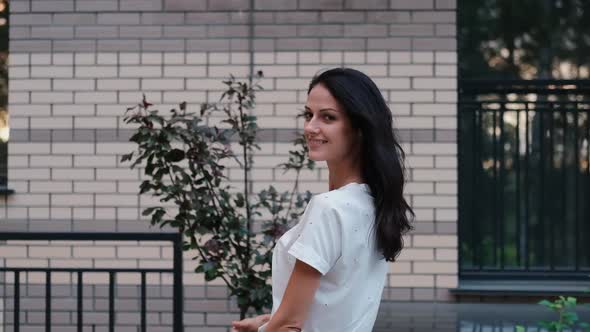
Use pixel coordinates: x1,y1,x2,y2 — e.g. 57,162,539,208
303,83,361,162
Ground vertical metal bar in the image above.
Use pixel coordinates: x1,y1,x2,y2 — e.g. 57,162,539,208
549,105,555,271
14,270,20,332
476,108,483,270
499,105,505,269
561,107,567,268
109,271,115,332
515,108,521,267
573,106,579,271
46,271,51,332
492,107,498,268
539,105,545,268
471,105,479,269
586,109,590,268
525,106,530,271
77,271,83,332
141,272,146,332
173,235,184,332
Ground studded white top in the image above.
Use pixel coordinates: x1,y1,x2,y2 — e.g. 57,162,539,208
258,182,388,332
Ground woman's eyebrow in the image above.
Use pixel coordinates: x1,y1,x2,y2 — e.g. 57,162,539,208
304,106,339,113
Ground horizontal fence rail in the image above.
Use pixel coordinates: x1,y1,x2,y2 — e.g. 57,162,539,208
0,232,184,332
458,79,590,279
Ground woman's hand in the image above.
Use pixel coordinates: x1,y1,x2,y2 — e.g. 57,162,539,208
231,314,271,332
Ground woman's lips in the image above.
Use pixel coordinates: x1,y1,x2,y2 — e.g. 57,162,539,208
308,139,328,148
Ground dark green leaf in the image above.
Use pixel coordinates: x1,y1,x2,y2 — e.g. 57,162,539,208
139,181,152,195
539,300,553,307
120,153,134,163
234,192,245,208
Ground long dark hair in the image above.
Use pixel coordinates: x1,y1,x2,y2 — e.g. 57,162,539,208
308,68,415,262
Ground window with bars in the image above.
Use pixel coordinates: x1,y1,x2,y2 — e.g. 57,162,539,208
458,0,590,279
458,80,590,279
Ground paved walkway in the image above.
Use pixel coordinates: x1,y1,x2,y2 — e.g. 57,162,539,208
375,302,590,331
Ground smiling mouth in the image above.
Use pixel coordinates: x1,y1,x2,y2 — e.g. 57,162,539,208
309,139,328,144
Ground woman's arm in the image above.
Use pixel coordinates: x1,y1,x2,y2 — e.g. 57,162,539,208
263,259,322,332
231,314,271,332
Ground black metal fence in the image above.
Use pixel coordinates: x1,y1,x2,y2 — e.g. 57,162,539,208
0,232,184,331
458,79,590,279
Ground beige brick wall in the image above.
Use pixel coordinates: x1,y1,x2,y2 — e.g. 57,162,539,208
4,49,458,297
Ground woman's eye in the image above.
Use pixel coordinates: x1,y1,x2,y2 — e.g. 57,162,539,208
300,111,334,121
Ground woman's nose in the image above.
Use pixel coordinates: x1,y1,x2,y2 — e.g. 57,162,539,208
304,121,320,135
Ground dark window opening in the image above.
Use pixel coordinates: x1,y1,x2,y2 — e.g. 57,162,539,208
458,0,590,279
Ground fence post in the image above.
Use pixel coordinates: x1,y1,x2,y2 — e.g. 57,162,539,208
173,232,184,332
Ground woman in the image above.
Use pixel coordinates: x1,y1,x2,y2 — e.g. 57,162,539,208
231,68,414,332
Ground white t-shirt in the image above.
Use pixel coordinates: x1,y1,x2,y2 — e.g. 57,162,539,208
259,182,388,332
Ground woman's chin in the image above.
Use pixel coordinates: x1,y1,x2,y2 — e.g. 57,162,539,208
307,153,325,162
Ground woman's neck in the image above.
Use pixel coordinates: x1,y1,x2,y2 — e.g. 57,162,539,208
327,159,364,191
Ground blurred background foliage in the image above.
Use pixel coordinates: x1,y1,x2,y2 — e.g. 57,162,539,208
460,0,590,79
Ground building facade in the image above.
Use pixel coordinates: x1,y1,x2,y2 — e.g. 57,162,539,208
1,0,458,330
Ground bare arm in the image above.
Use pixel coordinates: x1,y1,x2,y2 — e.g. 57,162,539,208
231,313,271,332
264,259,322,332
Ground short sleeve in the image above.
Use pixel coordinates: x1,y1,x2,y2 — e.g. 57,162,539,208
287,196,342,275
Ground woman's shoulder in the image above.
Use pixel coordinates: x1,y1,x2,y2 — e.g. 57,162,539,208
310,183,373,214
